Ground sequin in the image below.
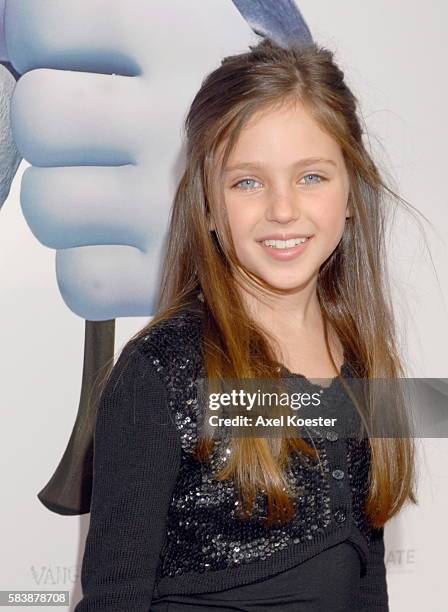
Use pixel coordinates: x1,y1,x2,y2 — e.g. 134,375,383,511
139,301,373,580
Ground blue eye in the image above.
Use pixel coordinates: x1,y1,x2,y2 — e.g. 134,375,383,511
302,173,325,185
233,178,261,190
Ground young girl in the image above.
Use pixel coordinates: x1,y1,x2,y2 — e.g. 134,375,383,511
75,38,417,611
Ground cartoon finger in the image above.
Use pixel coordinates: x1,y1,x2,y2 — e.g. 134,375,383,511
21,165,158,251
12,70,144,166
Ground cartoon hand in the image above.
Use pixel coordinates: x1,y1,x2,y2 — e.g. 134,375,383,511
5,0,252,319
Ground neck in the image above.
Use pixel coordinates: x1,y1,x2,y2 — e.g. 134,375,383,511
236,276,322,332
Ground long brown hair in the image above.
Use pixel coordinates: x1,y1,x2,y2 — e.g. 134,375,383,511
130,37,423,529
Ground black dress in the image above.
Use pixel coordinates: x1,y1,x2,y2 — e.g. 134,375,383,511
151,540,362,611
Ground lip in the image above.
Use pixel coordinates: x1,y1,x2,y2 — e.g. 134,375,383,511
257,232,312,241
258,236,313,261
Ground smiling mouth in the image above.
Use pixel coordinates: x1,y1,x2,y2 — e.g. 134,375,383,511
259,236,312,250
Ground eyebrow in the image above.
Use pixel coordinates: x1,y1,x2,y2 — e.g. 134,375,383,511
223,157,337,174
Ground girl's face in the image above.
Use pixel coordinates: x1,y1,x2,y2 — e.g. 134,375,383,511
215,101,351,292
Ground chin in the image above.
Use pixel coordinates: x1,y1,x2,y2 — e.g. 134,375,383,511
258,272,315,292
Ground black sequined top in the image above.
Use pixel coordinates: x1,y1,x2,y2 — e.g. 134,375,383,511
74,297,389,611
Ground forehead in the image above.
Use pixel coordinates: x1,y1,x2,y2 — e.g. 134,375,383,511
223,101,344,170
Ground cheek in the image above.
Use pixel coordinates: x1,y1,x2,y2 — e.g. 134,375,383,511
226,199,258,239
310,186,348,230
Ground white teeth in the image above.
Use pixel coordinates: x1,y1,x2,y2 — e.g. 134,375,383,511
262,237,308,249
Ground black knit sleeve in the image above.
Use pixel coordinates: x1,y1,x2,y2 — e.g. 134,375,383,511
74,342,182,611
359,526,389,610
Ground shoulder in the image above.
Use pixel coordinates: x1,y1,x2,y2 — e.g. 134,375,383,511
132,302,204,377
96,315,201,434
127,303,206,452
96,339,166,419
104,301,203,401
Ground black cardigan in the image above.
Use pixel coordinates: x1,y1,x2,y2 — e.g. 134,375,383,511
74,299,389,610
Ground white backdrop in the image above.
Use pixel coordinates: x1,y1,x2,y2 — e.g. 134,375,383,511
1,1,447,610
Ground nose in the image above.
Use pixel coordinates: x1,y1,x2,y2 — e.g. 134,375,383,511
265,186,301,223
